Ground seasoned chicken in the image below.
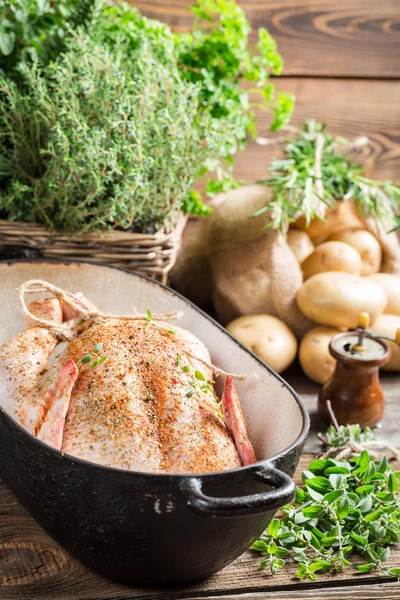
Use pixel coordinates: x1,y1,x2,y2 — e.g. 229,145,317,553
0,291,256,474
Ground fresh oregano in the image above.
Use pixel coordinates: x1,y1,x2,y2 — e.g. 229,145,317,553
252,425,400,580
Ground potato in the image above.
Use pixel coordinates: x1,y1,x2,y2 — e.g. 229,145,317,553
294,201,363,244
328,229,382,276
370,314,400,371
301,241,362,280
368,273,400,316
297,272,387,329
226,315,297,374
299,327,340,384
287,229,314,264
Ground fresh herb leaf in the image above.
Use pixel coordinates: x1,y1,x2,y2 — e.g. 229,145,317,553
255,121,400,232
80,354,92,364
252,424,400,580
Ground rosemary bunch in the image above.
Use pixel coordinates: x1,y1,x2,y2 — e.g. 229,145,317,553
252,424,400,580
254,121,400,231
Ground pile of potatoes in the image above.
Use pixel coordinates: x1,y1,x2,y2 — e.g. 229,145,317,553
227,211,400,384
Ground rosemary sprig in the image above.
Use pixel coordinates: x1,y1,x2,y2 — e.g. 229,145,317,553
252,423,400,580
254,121,400,232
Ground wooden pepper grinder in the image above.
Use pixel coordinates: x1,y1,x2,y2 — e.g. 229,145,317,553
318,313,400,428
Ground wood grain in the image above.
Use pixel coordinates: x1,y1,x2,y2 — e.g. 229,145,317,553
130,0,400,78
233,77,400,184
1,375,400,599
193,583,400,599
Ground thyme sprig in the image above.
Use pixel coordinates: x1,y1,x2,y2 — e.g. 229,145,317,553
79,342,107,369
254,121,400,232
252,424,400,580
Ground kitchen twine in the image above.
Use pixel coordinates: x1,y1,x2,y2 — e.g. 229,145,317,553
318,401,400,461
18,279,247,381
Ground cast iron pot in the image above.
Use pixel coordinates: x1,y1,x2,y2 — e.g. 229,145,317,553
0,261,309,586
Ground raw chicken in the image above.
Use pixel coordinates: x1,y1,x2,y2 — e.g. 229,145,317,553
0,292,256,474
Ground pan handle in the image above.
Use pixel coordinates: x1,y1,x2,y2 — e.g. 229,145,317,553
179,464,295,518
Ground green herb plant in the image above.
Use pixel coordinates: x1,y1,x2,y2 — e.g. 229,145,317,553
253,121,400,232
0,0,292,230
177,0,294,199
0,30,202,233
252,424,400,580
0,0,95,75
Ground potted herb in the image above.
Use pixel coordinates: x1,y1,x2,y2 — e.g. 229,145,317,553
0,0,292,281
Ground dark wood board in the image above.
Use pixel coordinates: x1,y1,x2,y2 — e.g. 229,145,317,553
1,375,400,599
131,0,400,78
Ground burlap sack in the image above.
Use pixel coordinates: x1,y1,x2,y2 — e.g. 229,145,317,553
170,185,400,339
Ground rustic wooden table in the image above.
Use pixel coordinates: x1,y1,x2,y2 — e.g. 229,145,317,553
1,370,399,599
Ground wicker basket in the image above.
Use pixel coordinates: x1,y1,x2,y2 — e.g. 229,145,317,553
0,216,187,285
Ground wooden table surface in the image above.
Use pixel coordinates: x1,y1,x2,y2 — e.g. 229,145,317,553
1,371,399,600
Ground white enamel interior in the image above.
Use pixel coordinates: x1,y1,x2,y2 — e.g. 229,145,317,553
0,262,305,462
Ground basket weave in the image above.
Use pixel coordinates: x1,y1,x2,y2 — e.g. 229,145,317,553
0,216,187,285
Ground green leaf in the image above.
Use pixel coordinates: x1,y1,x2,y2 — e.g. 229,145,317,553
356,563,375,573
324,466,350,475
267,518,280,538
321,536,337,546
0,32,16,56
323,489,344,503
302,505,324,518
277,531,296,544
356,485,374,495
80,354,92,363
307,487,324,502
308,459,327,473
252,539,268,552
146,309,152,321
337,497,350,519
350,532,369,547
389,568,400,575
329,474,345,490
381,547,391,562
364,509,383,523
305,476,332,494
93,342,103,352
377,455,388,474
309,561,331,573
268,541,277,554
388,473,399,493
195,370,206,381
357,495,373,513
295,487,307,504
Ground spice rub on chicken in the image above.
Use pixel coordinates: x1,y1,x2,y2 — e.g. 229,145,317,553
0,287,256,474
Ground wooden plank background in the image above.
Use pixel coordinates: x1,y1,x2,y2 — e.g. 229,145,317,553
132,0,400,184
